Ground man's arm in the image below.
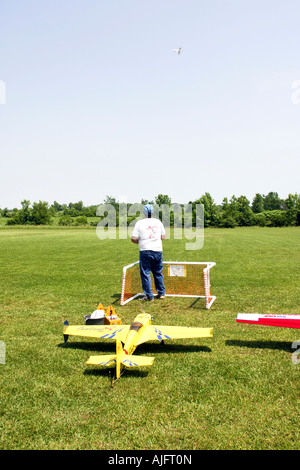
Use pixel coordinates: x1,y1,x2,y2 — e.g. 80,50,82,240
161,234,166,240
131,222,139,244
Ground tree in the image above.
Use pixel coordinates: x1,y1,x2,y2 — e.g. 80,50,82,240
218,195,255,227
219,215,237,228
58,215,73,226
263,210,287,227
103,196,117,205
221,197,229,212
83,207,95,217
284,193,300,225
222,196,238,222
69,201,84,212
236,196,255,226
67,207,80,217
263,192,282,211
252,194,264,213
73,216,88,226
254,213,267,226
1,208,10,218
51,201,65,213
155,194,172,206
141,199,154,206
192,193,218,227
7,213,21,225
31,201,51,225
218,197,237,227
19,199,31,224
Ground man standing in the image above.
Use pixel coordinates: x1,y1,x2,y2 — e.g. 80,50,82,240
131,204,166,301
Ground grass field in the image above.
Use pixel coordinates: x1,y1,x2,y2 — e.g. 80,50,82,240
0,226,299,450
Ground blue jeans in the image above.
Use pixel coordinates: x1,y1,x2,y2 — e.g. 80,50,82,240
139,251,165,299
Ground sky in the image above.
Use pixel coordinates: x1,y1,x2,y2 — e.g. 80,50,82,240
0,0,300,209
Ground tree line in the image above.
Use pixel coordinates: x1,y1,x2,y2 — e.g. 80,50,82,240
1,192,300,227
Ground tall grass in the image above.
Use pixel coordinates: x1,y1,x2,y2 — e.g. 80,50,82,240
0,226,299,449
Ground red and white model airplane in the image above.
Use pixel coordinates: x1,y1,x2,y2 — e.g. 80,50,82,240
236,313,300,329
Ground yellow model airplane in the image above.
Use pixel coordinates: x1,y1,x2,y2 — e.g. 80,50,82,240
63,313,213,380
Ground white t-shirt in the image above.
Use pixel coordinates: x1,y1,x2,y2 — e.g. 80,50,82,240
132,217,166,251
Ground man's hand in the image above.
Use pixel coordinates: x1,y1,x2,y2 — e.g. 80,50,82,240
131,237,139,244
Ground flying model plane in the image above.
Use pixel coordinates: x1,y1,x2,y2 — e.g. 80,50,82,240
63,313,213,380
236,313,300,329
173,47,182,54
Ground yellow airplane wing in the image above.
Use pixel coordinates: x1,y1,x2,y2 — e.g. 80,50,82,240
86,355,117,366
86,354,154,367
121,355,155,367
136,325,214,345
63,322,130,343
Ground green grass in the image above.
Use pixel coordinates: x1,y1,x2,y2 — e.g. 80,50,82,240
0,226,299,450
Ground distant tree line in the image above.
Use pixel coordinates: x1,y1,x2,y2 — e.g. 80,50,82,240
0,200,98,226
1,192,300,227
190,192,300,228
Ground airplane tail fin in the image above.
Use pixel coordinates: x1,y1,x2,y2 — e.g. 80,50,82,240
86,334,154,380
85,354,154,368
86,355,116,367
121,355,155,367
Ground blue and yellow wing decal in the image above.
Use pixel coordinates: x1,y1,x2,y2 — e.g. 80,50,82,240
86,354,154,368
136,325,213,344
63,322,130,343
86,355,117,367
121,355,155,367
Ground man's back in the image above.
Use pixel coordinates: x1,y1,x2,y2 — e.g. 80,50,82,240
132,217,166,251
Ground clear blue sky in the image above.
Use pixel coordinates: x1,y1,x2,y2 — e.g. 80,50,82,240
0,0,299,209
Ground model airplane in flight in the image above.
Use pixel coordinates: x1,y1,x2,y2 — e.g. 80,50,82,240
173,47,182,54
63,313,213,381
236,313,300,329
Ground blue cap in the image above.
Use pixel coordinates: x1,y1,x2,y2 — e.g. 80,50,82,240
143,204,153,216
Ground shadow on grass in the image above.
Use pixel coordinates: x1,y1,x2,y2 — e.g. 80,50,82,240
57,340,115,352
110,293,121,304
58,340,212,355
112,294,208,309
226,339,293,353
83,367,149,380
188,297,208,309
58,340,212,383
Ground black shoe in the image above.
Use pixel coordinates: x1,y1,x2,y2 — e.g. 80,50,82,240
140,295,154,301
156,294,165,299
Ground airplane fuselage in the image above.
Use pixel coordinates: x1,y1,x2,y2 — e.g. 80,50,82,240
114,313,152,379
122,313,152,356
